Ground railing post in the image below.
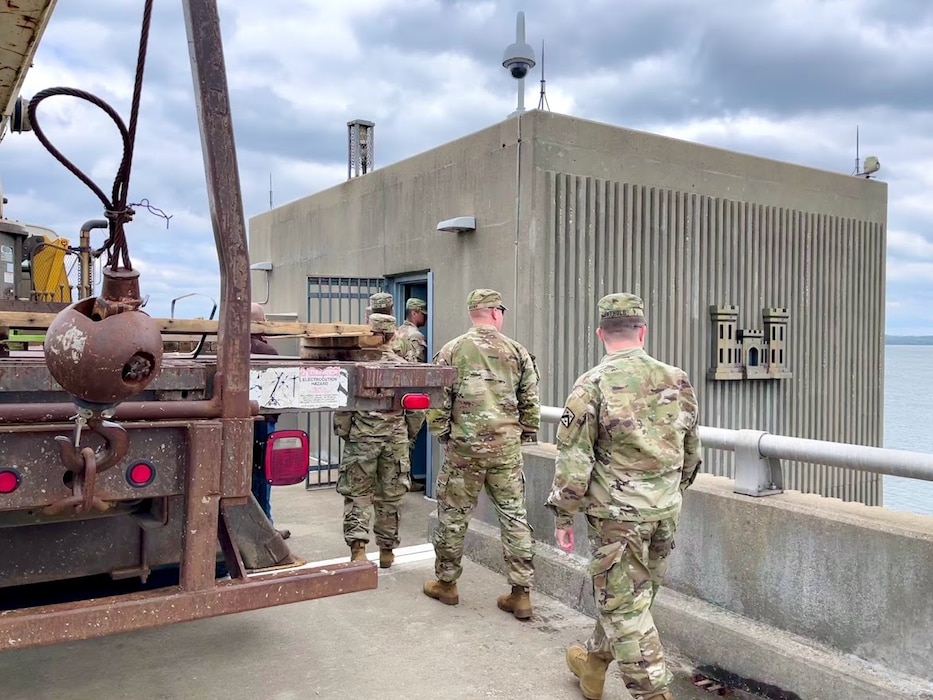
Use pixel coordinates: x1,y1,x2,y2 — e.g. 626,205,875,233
734,429,784,497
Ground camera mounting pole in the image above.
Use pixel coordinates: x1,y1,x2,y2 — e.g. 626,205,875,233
503,11,536,118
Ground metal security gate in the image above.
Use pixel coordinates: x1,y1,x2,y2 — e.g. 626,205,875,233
305,276,384,488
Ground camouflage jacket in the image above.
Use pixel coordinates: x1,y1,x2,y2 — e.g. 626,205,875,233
393,321,427,363
333,347,425,443
546,347,701,528
427,324,540,457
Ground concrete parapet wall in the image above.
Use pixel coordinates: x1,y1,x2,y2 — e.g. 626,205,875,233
463,444,933,696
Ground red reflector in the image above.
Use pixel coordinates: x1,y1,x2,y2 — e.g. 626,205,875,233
400,393,431,410
0,469,20,494
126,462,156,488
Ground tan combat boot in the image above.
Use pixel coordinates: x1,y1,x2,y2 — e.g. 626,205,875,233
565,644,611,700
422,579,459,605
496,585,532,620
379,549,394,569
350,541,367,562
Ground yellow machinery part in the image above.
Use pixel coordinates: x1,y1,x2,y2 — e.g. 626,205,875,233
30,236,72,302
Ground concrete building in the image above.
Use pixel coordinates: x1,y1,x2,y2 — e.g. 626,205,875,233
248,110,887,504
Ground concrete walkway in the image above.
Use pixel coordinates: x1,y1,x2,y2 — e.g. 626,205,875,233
0,485,757,700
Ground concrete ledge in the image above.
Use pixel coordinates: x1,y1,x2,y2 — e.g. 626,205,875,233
436,512,933,700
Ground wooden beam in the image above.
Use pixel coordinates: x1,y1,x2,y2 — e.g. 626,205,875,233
0,312,374,339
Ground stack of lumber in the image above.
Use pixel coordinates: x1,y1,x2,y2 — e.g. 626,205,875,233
0,311,386,360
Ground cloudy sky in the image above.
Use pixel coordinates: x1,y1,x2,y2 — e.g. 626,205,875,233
3,0,932,332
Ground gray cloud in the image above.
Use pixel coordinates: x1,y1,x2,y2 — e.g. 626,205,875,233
4,0,932,331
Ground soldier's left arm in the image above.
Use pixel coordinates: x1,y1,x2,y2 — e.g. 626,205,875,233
426,345,454,442
415,335,428,364
546,383,598,529
679,375,703,492
517,347,541,441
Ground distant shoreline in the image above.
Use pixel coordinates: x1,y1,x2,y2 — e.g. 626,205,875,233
886,336,933,345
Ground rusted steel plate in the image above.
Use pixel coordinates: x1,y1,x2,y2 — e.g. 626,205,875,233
357,363,458,390
0,358,211,393
0,561,377,651
179,422,222,591
0,424,187,511
219,417,252,498
0,502,187,588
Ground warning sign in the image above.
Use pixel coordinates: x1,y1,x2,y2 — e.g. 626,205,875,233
249,365,349,410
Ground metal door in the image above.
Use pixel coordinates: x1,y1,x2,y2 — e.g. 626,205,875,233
305,275,384,488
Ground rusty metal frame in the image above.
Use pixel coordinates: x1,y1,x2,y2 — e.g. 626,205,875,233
0,562,377,650
0,0,383,650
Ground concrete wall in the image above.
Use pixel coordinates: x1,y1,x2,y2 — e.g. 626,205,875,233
249,109,888,503
525,113,887,503
471,445,933,692
248,118,530,354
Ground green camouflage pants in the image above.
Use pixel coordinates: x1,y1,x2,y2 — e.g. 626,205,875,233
336,439,411,549
431,449,534,587
585,514,679,699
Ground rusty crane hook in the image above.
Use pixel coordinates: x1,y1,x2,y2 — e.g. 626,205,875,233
54,418,130,473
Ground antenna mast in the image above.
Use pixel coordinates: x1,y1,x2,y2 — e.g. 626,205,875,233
854,125,860,174
537,40,550,111
269,172,273,209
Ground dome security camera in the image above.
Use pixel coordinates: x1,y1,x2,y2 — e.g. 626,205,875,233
502,43,536,80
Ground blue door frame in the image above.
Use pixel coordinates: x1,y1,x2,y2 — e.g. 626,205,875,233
387,270,436,497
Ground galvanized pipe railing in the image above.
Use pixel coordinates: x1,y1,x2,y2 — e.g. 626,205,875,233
540,405,933,497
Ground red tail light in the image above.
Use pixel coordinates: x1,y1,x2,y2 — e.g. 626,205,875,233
264,430,309,486
400,393,431,410
126,461,156,488
0,469,20,494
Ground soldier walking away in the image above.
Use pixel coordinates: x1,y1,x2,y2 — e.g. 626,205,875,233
546,293,701,700
249,302,290,541
423,289,540,620
394,297,428,363
333,313,425,568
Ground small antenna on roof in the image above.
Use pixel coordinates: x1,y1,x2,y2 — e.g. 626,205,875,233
852,126,882,178
853,125,859,175
269,172,274,209
537,40,550,111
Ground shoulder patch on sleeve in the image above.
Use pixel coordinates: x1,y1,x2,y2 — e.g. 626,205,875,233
560,407,575,428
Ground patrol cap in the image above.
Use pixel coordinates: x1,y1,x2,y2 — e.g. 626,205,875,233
467,288,507,311
369,313,397,333
369,292,393,312
406,297,427,312
598,293,645,319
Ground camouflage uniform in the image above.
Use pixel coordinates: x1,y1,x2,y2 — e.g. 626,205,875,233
394,298,428,363
546,293,701,700
365,292,394,325
334,314,425,550
427,289,540,588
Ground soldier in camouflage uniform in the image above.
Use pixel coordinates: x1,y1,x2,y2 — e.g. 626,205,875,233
546,293,701,700
333,313,425,569
364,291,394,324
394,298,428,363
423,289,540,620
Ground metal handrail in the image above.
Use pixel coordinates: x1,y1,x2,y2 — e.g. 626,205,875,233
539,405,933,497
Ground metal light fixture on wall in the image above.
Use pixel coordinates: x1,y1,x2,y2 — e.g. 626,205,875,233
250,260,273,304
436,216,476,234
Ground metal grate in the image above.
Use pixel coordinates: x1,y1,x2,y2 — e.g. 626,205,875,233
305,276,384,488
